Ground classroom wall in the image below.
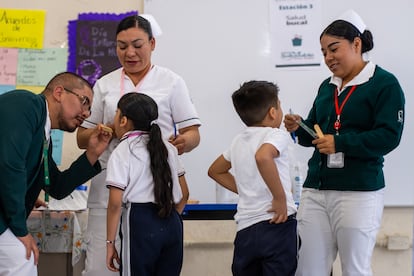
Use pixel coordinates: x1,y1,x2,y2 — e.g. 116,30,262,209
1,0,412,275
1,0,143,47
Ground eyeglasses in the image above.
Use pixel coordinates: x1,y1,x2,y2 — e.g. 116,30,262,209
63,87,91,114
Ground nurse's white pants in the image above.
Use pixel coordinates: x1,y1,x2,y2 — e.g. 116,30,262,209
295,188,384,276
0,228,37,276
82,209,120,276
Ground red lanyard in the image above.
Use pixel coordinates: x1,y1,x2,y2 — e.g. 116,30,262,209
333,85,357,134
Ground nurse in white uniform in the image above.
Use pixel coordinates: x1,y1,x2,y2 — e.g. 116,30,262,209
77,14,201,276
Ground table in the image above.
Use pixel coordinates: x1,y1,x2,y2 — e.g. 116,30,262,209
27,210,88,266
182,204,237,220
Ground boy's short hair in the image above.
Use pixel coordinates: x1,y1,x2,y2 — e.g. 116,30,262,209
232,80,279,126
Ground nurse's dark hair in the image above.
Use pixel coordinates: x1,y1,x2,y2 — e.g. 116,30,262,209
232,80,279,126
116,15,153,40
118,92,174,218
320,20,374,53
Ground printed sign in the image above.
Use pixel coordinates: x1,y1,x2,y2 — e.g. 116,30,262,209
0,9,45,49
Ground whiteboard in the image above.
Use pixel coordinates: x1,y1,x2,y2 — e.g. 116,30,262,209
145,0,413,206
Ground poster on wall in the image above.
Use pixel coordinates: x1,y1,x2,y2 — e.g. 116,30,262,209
17,48,67,86
67,11,137,86
0,48,17,94
270,0,322,68
0,9,45,49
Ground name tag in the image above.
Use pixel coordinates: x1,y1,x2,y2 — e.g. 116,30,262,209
327,152,344,168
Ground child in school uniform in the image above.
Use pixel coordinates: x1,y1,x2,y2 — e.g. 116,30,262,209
105,92,184,276
208,80,298,276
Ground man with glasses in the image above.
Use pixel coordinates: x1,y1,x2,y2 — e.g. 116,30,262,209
0,72,112,276
63,87,92,114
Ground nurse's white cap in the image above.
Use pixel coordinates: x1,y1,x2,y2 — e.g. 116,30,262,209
336,9,366,33
140,14,163,37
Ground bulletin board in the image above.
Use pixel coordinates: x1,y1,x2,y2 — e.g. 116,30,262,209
1,0,142,167
145,0,413,206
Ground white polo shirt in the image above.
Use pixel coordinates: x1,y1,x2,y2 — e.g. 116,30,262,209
106,131,183,204
223,127,297,231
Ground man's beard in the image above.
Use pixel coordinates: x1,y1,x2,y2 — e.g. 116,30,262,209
57,112,77,133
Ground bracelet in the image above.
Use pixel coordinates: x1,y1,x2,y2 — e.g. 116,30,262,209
106,240,115,244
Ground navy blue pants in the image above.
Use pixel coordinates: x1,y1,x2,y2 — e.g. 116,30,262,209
125,203,183,276
232,215,298,276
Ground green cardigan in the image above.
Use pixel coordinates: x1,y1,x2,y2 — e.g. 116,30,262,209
296,66,405,191
0,90,101,237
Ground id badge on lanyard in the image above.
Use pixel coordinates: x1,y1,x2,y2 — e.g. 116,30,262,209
327,152,344,168
327,85,357,168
